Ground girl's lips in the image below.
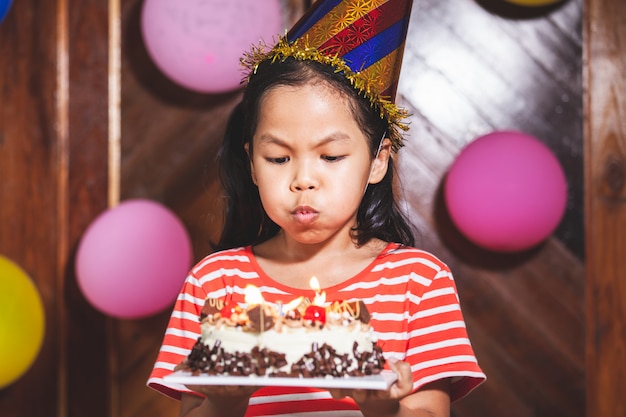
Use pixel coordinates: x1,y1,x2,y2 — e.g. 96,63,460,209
292,206,319,224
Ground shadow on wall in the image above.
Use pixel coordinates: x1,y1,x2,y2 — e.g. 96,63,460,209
433,177,544,270
474,0,570,19
122,0,241,109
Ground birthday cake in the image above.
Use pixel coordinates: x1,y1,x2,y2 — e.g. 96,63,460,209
178,285,386,378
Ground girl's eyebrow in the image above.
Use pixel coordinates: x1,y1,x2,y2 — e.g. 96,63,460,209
256,134,287,147
256,132,352,148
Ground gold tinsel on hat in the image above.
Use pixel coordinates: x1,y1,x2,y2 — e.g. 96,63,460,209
241,36,410,153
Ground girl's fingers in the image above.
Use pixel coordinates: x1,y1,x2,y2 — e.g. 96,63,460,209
387,359,413,398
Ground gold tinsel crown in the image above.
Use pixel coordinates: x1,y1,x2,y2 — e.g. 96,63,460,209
240,35,410,153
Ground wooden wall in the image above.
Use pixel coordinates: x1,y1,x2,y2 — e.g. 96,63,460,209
0,0,111,416
584,0,626,415
0,0,624,416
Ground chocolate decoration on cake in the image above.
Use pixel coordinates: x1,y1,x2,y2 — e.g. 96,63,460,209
181,338,384,378
354,300,371,324
246,305,275,333
200,298,223,320
328,300,371,324
180,285,386,379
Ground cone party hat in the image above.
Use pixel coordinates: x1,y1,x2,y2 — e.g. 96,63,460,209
242,0,415,151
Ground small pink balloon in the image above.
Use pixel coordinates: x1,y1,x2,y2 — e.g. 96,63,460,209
444,131,568,252
76,199,192,319
141,0,284,93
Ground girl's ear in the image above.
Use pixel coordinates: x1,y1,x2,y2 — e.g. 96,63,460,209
244,142,258,185
368,138,392,184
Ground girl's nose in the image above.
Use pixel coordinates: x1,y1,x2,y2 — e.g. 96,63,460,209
290,162,318,191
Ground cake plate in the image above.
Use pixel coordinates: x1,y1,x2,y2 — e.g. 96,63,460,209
164,369,398,390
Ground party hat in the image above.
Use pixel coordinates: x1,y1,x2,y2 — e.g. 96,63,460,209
242,0,414,152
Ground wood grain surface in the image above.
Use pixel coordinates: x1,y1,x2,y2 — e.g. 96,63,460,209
0,0,623,416
584,0,626,415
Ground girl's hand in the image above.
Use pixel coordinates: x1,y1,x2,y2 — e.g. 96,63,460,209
330,361,452,417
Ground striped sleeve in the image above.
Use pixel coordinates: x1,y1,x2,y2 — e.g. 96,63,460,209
147,248,252,400
147,271,206,399
404,253,485,400
337,246,485,401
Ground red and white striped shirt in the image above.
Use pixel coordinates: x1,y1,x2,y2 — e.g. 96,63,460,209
148,243,485,415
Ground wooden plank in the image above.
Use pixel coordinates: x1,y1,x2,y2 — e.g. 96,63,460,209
0,1,110,416
399,1,585,416
584,0,626,415
0,0,61,415
63,0,111,416
112,2,311,416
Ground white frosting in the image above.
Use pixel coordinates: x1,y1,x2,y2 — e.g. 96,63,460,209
200,320,375,369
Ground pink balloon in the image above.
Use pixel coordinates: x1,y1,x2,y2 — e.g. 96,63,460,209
444,131,567,252
76,199,192,319
141,0,284,93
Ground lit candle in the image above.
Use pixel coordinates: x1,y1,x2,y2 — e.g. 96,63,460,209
244,284,266,334
309,276,326,305
244,284,264,305
310,276,320,290
304,277,326,325
282,296,304,318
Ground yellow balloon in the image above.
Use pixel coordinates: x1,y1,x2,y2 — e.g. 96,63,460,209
503,0,564,6
0,255,45,389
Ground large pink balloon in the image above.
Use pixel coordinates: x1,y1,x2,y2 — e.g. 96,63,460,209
76,199,192,319
141,0,283,93
444,131,567,252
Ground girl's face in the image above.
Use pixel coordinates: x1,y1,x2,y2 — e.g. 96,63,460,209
248,81,390,246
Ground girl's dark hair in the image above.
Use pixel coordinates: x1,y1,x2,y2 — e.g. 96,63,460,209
215,58,415,250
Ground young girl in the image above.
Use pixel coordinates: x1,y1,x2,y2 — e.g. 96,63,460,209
149,1,485,415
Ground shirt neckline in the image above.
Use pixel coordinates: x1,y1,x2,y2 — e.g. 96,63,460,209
244,242,399,296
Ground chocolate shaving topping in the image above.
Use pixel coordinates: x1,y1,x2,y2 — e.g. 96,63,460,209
180,338,385,379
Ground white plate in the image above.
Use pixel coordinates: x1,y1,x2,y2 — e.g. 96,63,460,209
164,370,397,390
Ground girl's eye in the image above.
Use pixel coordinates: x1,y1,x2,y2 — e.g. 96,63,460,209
266,156,290,164
322,155,345,162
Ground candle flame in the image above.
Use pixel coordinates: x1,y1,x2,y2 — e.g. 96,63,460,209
244,284,264,305
309,276,320,292
309,276,326,306
284,296,304,312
